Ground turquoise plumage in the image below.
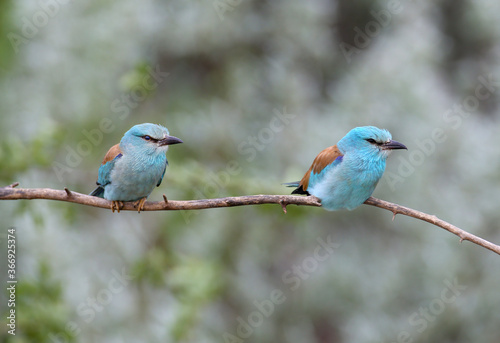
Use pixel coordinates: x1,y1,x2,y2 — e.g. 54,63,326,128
287,126,407,211
90,123,182,212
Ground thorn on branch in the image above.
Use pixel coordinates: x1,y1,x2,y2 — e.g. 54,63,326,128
392,211,397,221
163,194,168,204
10,182,20,188
279,199,287,214
64,187,72,196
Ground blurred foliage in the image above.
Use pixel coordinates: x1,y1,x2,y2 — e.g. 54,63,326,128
1,0,500,342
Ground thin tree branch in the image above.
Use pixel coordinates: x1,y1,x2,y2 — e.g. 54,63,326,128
0,184,322,211
363,197,500,255
1,184,499,256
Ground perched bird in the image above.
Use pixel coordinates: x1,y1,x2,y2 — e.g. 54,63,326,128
286,126,407,211
90,123,183,212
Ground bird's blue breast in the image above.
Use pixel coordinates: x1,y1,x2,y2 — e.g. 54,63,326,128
308,155,386,211
103,153,167,201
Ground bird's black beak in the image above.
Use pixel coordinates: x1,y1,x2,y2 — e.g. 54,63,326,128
382,140,407,150
158,135,183,146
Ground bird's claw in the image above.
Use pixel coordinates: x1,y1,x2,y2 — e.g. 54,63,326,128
135,197,147,213
111,201,124,213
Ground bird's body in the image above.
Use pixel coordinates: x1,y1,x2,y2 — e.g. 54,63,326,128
287,126,406,211
90,123,182,212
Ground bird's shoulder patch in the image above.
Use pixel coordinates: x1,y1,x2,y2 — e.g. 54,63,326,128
101,144,123,165
299,145,343,191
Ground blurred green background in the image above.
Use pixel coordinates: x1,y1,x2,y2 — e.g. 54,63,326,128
1,0,500,342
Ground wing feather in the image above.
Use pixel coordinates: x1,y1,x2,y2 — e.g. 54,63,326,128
96,144,123,187
90,144,123,197
101,144,123,165
156,162,167,187
297,145,343,192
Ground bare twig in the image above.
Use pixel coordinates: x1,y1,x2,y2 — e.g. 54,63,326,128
363,197,500,255
64,187,72,196
1,184,499,256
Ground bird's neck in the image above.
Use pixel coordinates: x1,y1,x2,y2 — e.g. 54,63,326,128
121,143,166,163
344,149,387,171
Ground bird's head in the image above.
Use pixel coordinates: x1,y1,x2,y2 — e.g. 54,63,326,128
337,126,407,159
121,123,183,155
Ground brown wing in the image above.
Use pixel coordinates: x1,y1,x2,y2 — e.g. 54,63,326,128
101,144,123,165
298,145,343,192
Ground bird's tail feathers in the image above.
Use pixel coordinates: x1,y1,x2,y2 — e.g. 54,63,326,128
282,181,310,196
291,185,309,195
90,186,105,198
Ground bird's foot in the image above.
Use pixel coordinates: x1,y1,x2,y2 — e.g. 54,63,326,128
135,197,147,213
111,201,124,213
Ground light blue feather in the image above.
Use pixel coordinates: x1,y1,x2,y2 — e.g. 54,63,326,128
294,126,406,211
90,123,180,202
89,153,122,198
156,162,167,187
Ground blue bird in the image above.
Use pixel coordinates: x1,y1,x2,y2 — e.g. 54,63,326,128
90,123,183,212
286,126,407,211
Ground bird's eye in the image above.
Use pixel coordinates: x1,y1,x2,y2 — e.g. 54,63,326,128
366,138,377,144
143,135,152,141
